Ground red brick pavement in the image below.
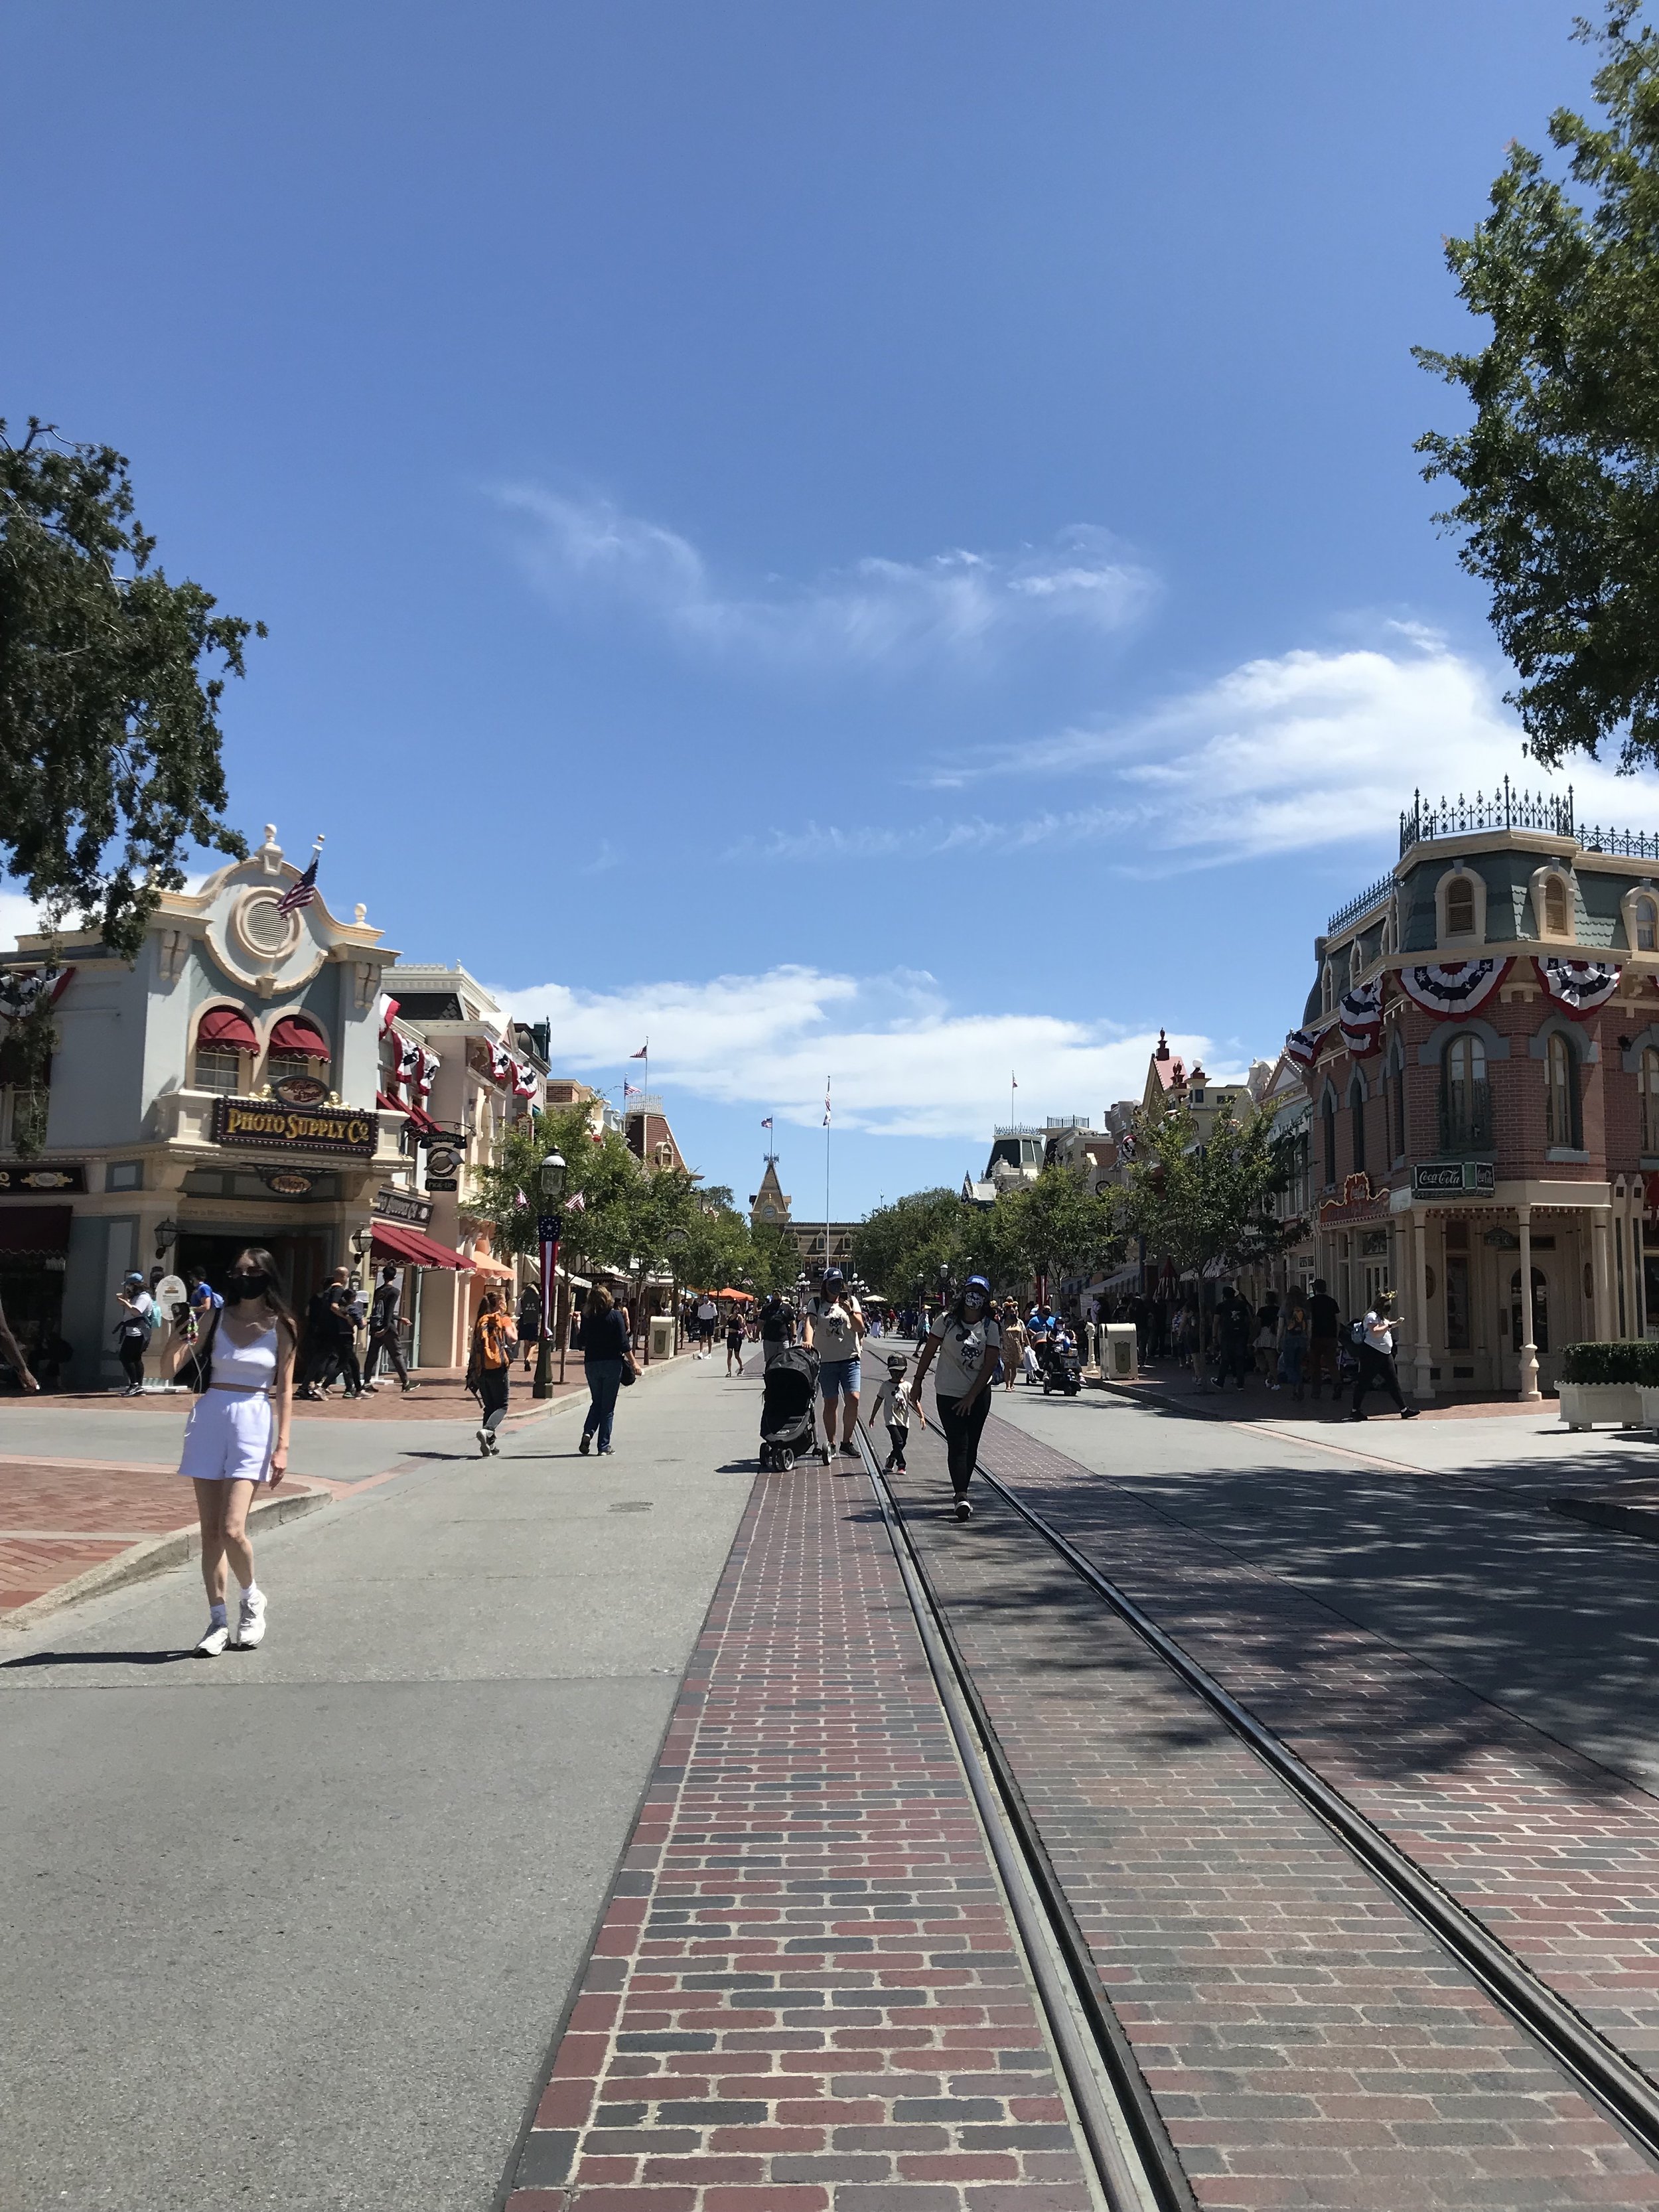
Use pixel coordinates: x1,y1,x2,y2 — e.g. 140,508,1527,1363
38,1366,589,1420
0,1455,315,1613
953,1410,1659,2181
507,1459,1094,2212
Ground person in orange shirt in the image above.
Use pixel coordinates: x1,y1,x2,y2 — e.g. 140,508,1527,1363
469,1288,518,1457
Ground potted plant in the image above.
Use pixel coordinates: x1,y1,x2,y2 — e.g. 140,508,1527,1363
1557,1341,1659,1431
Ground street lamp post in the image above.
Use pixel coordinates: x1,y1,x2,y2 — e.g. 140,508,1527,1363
534,1149,567,1400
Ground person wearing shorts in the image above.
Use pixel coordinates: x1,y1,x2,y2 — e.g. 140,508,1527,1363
164,1244,296,1657
804,1267,865,1458
725,1308,747,1374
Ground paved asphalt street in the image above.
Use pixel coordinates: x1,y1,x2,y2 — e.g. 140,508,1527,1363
0,1353,760,2212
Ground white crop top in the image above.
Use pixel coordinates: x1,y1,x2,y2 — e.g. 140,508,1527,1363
211,1323,279,1390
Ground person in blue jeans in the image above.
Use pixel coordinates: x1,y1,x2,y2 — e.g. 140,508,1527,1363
578,1283,638,1455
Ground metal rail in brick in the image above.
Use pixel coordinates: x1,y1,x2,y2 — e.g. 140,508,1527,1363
966,1459,1659,2172
857,1430,1196,2212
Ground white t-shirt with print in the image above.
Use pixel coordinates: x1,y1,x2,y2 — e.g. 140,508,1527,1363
808,1297,863,1361
928,1311,1001,1397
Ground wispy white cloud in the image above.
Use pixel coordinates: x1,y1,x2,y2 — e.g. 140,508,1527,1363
494,962,1238,1142
496,487,1156,668
757,628,1659,867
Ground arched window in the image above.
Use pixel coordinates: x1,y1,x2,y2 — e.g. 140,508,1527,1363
1445,873,1476,938
1321,1091,1336,1189
1544,874,1569,936
267,1013,331,1088
1545,1029,1579,1147
1349,1075,1366,1178
1387,1040,1407,1159
1321,962,1335,1015
1349,940,1364,986
1441,1031,1488,1150
193,1006,256,1096
1642,1047,1659,1154
1636,896,1658,953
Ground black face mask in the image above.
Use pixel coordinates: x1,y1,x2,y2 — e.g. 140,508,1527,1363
225,1274,269,1303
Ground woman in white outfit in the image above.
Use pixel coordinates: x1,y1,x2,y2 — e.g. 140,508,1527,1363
164,1246,296,1656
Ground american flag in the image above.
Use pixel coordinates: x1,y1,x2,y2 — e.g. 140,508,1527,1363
760,1116,772,1130
630,1044,648,1060
275,841,323,916
822,1079,831,1129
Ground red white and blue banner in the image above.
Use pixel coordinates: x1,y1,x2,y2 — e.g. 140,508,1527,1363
1284,1023,1331,1067
415,1046,439,1100
1336,978,1384,1058
1536,957,1622,1018
1396,958,1512,1018
394,1035,421,1091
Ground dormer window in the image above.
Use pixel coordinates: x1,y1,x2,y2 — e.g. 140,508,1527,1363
1349,939,1364,985
1436,863,1486,947
1446,875,1475,937
1544,876,1569,936
1321,962,1336,1014
1630,891,1659,953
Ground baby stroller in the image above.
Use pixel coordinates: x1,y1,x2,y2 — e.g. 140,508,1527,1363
759,1343,828,1471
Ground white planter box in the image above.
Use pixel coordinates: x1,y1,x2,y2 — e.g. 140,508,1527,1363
1640,1386,1659,1433
1559,1380,1646,1432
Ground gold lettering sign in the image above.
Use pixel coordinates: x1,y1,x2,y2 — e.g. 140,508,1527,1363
214,1097,376,1155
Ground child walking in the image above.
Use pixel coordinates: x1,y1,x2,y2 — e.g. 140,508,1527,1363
867,1353,919,1472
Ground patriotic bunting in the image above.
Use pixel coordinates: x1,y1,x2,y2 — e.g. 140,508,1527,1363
415,1046,439,1099
377,993,400,1037
511,1058,538,1099
1336,978,1384,1058
488,1040,512,1085
1536,957,1623,1018
394,1034,421,1090
1396,958,1512,1018
1284,1023,1330,1067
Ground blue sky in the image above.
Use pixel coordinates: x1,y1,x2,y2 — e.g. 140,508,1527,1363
7,0,1659,1217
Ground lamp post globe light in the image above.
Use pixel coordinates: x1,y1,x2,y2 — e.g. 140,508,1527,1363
534,1149,568,1400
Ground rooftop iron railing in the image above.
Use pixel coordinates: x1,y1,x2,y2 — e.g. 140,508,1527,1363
1326,875,1395,937
1400,777,1574,853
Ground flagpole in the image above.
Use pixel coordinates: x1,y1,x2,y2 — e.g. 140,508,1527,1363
824,1076,831,1283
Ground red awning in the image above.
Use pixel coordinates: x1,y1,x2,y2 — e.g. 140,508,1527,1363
371,1220,474,1272
198,1005,257,1051
0,1205,72,1255
376,1090,442,1134
270,1015,330,1057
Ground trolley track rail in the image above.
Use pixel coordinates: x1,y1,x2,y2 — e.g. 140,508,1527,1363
861,1424,1659,2203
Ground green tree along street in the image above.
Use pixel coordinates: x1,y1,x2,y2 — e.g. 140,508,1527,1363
1415,3,1659,769
851,1167,1118,1305
1115,1104,1303,1283
467,1106,799,1325
0,419,263,954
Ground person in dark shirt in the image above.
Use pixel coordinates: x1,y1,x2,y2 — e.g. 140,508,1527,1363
365,1264,413,1391
1305,1278,1342,1402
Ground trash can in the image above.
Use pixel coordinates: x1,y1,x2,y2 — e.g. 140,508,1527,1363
649,1313,676,1362
1103,1321,1139,1382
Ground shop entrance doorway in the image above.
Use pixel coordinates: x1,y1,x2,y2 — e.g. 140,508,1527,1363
175,1230,330,1316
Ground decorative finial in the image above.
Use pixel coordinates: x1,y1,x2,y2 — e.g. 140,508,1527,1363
265,824,277,846
354,903,366,925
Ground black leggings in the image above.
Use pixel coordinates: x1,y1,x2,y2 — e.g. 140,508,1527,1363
1352,1345,1406,1413
478,1365,510,1433
936,1391,991,1496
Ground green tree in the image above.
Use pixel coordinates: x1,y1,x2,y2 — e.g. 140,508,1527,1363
979,1166,1119,1297
1116,1106,1301,1279
1415,3,1659,767
852,1187,972,1305
1,419,264,955
467,1106,646,1282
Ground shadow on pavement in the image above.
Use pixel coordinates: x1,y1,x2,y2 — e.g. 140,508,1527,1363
1,1645,194,1668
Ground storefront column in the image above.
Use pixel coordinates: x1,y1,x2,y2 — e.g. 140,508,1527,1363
1409,1209,1433,1400
1591,1207,1615,1344
1517,1205,1541,1401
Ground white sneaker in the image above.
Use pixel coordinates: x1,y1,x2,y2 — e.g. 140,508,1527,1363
476,1427,492,1457
234,1590,267,1649
194,1619,230,1657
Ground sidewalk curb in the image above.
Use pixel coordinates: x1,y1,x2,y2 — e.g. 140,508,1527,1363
0,1485,330,1632
1550,1494,1659,1544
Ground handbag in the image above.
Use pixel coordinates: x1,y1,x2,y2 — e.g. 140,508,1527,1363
618,1361,636,1387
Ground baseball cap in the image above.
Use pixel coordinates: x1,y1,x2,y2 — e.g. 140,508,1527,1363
824,1266,845,1286
123,1272,146,1287
965,1274,991,1295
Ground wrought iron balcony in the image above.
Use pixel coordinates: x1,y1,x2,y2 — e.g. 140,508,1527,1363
1438,1081,1494,1156
1326,874,1395,938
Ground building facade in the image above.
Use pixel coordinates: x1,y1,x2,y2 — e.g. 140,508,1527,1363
748,1157,857,1280
0,829,404,1388
1296,787,1659,1398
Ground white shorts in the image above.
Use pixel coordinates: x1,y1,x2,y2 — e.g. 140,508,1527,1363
178,1390,275,1484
